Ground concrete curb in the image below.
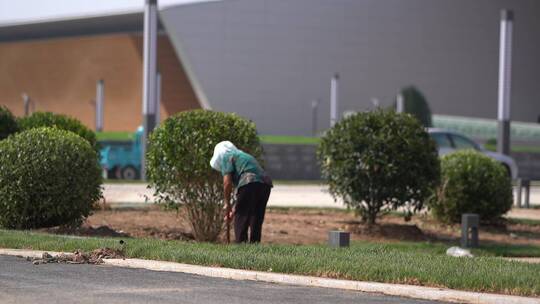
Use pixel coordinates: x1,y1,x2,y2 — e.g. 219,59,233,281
1,248,538,304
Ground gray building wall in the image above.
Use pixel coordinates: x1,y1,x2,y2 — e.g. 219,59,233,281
161,0,540,136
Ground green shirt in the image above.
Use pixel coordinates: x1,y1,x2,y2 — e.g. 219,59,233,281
220,150,272,189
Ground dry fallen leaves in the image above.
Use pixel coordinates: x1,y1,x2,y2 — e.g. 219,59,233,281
27,248,124,265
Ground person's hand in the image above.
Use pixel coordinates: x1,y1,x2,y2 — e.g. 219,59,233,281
223,204,234,221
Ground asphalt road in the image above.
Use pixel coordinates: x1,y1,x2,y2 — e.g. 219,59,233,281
0,255,448,304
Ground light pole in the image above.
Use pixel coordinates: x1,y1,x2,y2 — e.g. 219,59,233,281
311,99,319,136
330,73,339,127
22,93,31,116
95,79,104,132
396,93,404,113
141,0,158,180
156,72,161,126
497,9,513,156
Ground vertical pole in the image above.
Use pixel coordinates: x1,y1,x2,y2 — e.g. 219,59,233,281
396,93,404,113
141,0,158,180
311,99,319,136
156,72,161,126
330,73,339,127
524,180,530,209
22,93,30,116
96,79,105,132
516,179,523,208
497,9,513,156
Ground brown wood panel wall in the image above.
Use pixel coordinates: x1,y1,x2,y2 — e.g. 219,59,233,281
0,33,200,131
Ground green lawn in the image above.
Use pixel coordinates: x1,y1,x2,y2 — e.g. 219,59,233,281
96,131,540,153
484,143,540,154
96,131,132,141
96,132,320,145
508,218,540,226
259,135,319,145
477,243,540,258
1,229,539,296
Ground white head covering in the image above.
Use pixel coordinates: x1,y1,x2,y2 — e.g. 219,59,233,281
210,141,238,171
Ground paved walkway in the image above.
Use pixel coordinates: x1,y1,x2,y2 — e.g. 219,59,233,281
103,183,540,220
507,209,540,221
103,183,345,208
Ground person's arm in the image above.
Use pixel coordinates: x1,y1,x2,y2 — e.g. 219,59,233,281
223,174,234,219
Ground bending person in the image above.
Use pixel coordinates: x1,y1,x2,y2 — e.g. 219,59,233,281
210,141,273,243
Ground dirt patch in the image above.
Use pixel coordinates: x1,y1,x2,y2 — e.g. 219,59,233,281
28,248,124,265
345,222,428,242
89,207,191,239
74,207,540,246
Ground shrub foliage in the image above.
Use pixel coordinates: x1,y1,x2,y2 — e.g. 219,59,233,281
18,111,97,150
428,150,512,223
318,109,440,224
0,106,18,140
0,128,102,229
146,110,263,242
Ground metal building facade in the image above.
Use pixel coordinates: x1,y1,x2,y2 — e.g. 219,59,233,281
1,0,539,135
161,0,540,135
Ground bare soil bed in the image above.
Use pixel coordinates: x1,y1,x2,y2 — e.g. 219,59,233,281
43,206,540,246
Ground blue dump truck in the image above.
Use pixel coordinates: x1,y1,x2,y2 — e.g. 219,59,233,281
100,126,143,180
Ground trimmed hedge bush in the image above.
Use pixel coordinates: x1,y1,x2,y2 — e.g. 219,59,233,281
146,110,263,242
0,106,18,140
318,109,440,225
428,150,512,223
18,111,97,150
0,128,102,229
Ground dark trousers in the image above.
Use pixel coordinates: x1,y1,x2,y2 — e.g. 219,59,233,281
234,182,271,243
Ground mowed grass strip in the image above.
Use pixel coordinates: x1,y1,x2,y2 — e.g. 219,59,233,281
96,131,133,141
484,143,540,154
259,135,319,145
474,243,540,258
96,131,540,153
1,230,539,296
96,132,321,145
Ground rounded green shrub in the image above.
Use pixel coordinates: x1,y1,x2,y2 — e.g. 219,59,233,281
18,111,97,150
146,110,263,242
428,150,512,223
0,127,102,229
318,109,440,225
0,106,19,140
